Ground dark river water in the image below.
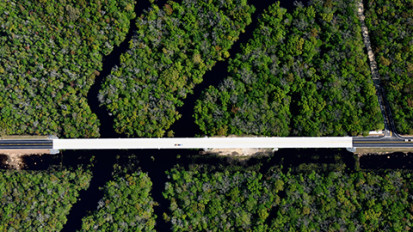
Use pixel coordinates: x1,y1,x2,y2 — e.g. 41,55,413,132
1,0,412,231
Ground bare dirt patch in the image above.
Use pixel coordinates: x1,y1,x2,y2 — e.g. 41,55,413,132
203,148,274,157
202,136,275,157
0,149,50,169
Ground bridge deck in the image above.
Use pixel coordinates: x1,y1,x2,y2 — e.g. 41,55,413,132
52,137,353,149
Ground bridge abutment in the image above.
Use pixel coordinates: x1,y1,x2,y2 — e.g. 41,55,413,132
346,147,357,153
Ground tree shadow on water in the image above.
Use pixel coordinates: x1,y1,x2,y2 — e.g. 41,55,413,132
360,153,413,170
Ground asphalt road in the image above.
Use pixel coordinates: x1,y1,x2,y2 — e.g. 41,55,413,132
353,137,413,148
0,140,53,149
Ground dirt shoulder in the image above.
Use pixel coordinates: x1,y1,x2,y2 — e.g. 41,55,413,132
355,147,413,156
0,149,51,155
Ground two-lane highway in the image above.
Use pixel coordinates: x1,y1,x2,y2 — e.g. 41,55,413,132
0,140,53,150
353,137,413,148
0,137,413,151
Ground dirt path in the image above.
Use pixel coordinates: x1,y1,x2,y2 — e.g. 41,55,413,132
356,1,399,136
357,1,379,80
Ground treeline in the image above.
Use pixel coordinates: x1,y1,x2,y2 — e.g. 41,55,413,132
0,167,92,231
163,164,412,231
99,0,255,137
80,165,156,231
364,0,413,134
0,0,135,137
194,0,383,136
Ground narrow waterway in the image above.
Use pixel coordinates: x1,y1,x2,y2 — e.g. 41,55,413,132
79,0,304,229
171,1,275,137
170,0,310,137
62,0,168,230
61,150,116,231
87,0,168,138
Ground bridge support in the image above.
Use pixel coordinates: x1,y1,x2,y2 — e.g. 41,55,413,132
48,135,59,140
49,135,59,154
50,149,60,155
346,147,357,153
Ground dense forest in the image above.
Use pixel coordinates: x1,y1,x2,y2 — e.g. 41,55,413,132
164,164,412,231
194,0,383,136
0,0,135,137
0,153,411,231
0,0,409,139
80,165,156,231
0,167,91,231
99,0,255,137
364,0,413,134
1,0,412,231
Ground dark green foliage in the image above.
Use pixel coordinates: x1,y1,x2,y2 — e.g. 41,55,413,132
0,0,135,137
271,170,412,231
164,165,413,231
164,166,280,231
100,0,254,137
80,167,156,231
194,1,383,136
0,167,92,231
364,0,413,134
